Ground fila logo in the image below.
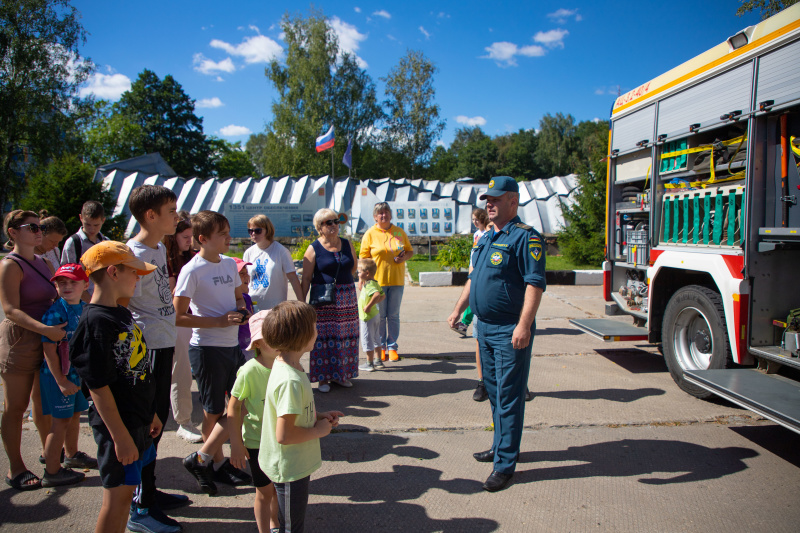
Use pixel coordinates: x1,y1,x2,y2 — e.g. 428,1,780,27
212,275,233,285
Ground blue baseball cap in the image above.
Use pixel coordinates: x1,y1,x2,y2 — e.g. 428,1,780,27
479,176,519,199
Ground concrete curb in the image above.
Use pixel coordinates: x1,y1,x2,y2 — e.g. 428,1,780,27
419,269,603,287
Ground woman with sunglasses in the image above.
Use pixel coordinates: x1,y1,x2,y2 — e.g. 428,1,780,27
243,215,302,312
300,208,359,392
358,202,414,362
0,210,65,490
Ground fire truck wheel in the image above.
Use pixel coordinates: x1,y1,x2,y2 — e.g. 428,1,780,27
662,285,732,399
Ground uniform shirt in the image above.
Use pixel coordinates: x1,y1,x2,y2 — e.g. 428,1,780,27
127,240,176,349
469,215,546,325
258,360,321,483
230,358,271,449
359,224,412,287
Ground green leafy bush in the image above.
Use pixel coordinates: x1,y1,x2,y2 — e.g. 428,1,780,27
436,235,473,270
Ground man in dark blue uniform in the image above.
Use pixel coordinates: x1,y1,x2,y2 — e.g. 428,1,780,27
448,176,546,492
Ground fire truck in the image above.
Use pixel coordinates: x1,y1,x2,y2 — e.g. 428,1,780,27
571,6,800,434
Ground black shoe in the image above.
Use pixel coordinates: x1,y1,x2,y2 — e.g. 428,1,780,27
483,471,513,492
213,458,252,486
473,449,495,463
154,489,191,510
473,381,489,402
38,448,65,465
525,389,535,402
182,452,217,495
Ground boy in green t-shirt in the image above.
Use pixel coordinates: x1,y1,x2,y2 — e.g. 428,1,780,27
356,258,385,372
259,301,343,533
227,310,279,533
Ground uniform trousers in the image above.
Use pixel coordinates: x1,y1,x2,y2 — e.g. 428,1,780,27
476,319,534,475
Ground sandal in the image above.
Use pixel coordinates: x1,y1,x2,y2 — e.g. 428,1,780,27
41,467,85,488
5,470,42,491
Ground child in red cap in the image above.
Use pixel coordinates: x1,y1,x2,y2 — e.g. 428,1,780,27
39,263,96,487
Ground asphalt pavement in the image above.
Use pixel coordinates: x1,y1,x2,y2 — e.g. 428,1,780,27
1,285,799,532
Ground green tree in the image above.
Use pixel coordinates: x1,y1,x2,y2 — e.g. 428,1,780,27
0,0,93,209
736,0,797,19
210,138,258,178
116,69,212,176
448,127,499,182
556,130,607,266
536,112,578,177
382,50,446,178
427,145,457,182
19,154,126,239
496,129,541,181
82,100,147,166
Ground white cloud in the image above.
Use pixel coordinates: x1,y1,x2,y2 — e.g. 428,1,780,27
210,34,283,64
436,12,450,19
547,8,581,23
329,16,368,68
534,29,568,48
372,10,391,19
436,140,446,147
481,42,544,66
219,125,252,137
594,88,606,95
197,97,224,108
215,76,224,82
387,34,397,41
592,117,602,123
456,115,487,127
80,72,132,100
249,24,260,34
193,54,235,75
419,26,431,39
354,6,361,13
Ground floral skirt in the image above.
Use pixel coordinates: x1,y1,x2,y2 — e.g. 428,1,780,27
309,283,359,383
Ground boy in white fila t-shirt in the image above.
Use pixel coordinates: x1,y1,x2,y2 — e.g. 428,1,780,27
173,210,252,488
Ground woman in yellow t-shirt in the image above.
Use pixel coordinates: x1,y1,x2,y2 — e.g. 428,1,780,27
358,202,413,362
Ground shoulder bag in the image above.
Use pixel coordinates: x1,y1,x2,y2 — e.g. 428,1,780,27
309,252,341,307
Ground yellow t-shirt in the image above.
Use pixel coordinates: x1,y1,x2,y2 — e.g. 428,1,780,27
359,224,412,287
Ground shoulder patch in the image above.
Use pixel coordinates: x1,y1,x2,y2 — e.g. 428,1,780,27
515,222,532,230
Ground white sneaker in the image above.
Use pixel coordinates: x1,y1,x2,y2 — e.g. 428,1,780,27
358,362,375,372
176,425,204,443
318,383,331,393
333,379,353,388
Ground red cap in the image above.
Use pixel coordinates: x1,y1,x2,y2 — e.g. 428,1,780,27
233,257,252,273
51,263,88,282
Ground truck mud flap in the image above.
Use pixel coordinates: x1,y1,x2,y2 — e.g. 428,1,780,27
685,369,800,435
568,318,648,342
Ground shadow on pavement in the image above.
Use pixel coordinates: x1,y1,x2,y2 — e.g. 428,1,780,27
516,439,758,485
729,425,800,468
594,348,668,374
536,327,586,336
0,485,71,527
531,387,666,402
321,430,439,463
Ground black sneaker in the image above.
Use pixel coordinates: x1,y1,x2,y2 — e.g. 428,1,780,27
182,452,217,495
525,389,535,402
473,381,489,402
128,505,182,533
213,458,252,486
154,489,191,510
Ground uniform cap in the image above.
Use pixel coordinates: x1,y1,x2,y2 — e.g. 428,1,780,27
479,176,519,199
81,241,157,276
51,263,88,282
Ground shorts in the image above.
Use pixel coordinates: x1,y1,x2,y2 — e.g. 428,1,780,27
360,315,381,352
93,423,156,489
189,345,245,415
40,365,89,419
0,319,44,374
247,448,273,488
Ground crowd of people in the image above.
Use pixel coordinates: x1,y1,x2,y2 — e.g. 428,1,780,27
0,189,419,533
0,176,545,531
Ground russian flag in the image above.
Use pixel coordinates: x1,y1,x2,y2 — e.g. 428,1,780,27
315,126,335,152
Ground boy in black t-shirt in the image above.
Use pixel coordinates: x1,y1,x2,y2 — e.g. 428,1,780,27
69,241,159,533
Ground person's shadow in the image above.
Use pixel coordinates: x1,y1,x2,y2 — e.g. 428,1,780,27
516,439,759,485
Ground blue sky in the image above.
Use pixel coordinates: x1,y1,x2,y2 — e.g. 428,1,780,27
72,1,761,147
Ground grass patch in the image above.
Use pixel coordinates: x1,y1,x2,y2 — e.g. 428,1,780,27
406,260,442,282
546,255,599,271
406,255,599,282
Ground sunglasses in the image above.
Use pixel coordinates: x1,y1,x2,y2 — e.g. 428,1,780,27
17,223,41,234
247,228,263,235
322,219,340,227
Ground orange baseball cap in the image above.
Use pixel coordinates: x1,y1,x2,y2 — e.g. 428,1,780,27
80,241,157,276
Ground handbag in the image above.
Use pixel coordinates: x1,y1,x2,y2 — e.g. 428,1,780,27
308,251,341,307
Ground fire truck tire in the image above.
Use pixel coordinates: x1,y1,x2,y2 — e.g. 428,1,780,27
662,285,732,399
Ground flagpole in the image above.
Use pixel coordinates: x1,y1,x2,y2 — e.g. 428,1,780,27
331,147,334,179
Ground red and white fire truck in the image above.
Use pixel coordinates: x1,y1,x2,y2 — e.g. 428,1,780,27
571,5,800,434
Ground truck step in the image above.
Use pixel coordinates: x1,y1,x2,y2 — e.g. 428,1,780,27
684,369,800,435
569,318,648,342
